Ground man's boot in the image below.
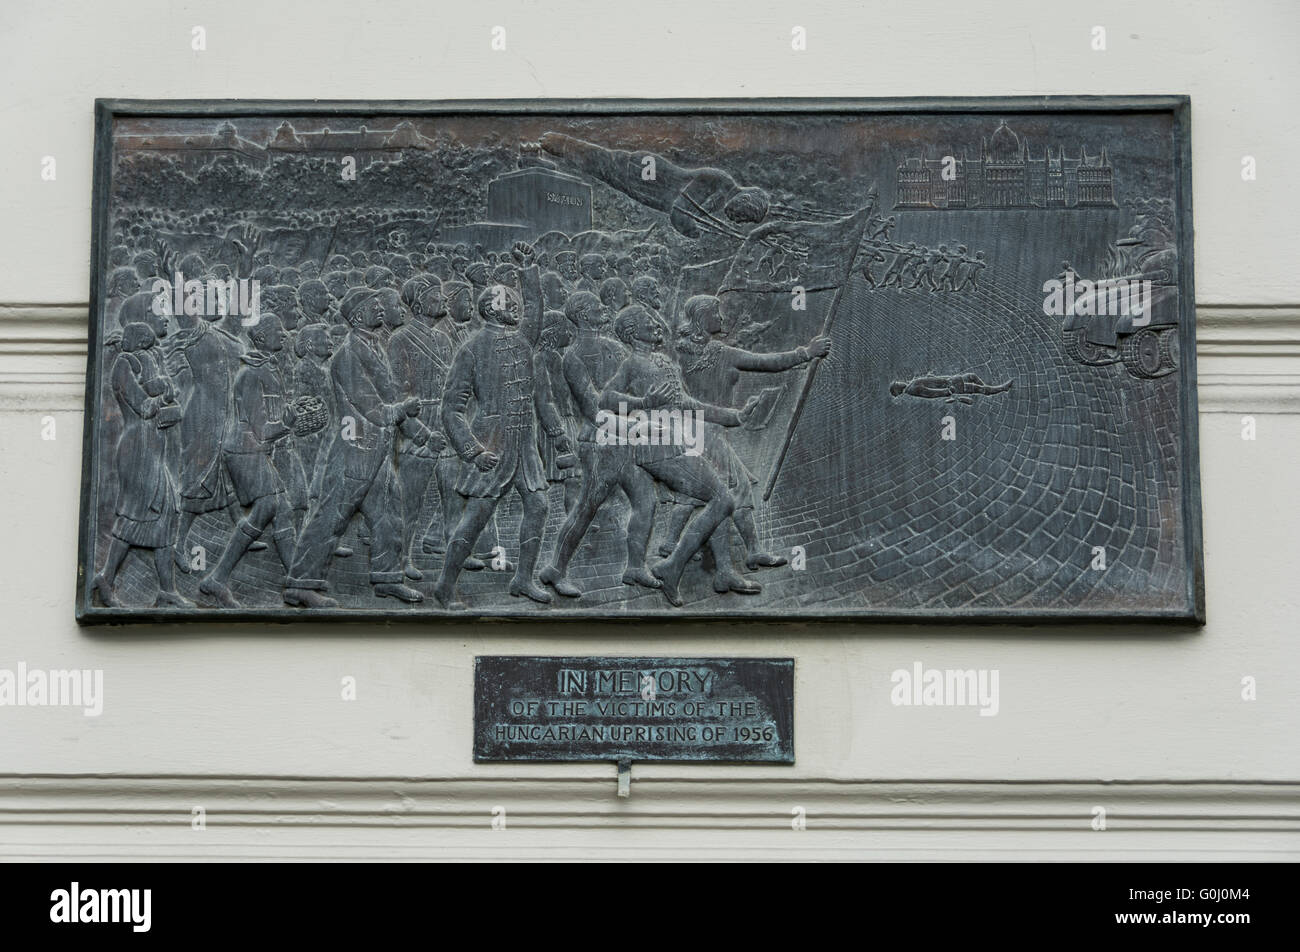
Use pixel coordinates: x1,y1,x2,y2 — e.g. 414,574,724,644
374,582,423,603
200,520,258,607
510,537,552,604
284,587,339,609
540,563,582,598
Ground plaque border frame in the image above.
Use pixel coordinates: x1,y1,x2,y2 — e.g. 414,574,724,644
77,96,1203,626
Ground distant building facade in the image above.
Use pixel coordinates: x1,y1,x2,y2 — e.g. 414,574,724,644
117,121,269,173
441,166,593,249
119,120,438,173
264,120,436,171
894,121,1116,210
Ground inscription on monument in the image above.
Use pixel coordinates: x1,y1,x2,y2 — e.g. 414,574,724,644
473,656,794,762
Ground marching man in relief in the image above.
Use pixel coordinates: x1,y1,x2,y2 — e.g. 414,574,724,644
198,313,300,606
284,288,434,608
434,249,573,609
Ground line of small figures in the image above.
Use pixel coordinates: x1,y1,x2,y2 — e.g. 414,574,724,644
855,237,987,292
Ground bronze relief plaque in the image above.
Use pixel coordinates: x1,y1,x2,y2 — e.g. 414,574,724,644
77,98,1202,622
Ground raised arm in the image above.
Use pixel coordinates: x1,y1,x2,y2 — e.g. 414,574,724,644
538,133,689,213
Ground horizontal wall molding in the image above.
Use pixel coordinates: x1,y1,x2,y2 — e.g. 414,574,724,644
0,305,89,412
0,776,1296,860
3,303,1298,414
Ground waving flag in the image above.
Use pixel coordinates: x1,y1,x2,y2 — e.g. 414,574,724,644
719,207,873,295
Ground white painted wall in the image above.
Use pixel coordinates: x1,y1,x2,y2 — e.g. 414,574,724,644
0,0,1296,860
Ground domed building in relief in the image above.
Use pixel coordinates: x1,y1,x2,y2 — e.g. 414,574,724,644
894,121,1116,210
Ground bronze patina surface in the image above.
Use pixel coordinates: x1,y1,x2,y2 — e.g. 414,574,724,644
77,98,1202,622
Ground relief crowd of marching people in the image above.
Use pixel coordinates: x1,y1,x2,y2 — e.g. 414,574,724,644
93,206,833,611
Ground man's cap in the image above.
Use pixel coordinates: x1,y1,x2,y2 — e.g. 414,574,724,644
340,287,379,323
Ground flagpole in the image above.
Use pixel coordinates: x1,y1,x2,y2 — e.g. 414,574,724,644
762,207,871,502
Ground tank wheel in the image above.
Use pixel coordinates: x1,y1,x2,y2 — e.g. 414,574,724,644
1064,329,1118,366
1122,327,1165,378
1157,327,1179,375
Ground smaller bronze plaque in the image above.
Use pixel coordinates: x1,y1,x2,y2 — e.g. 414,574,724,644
474,656,794,763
